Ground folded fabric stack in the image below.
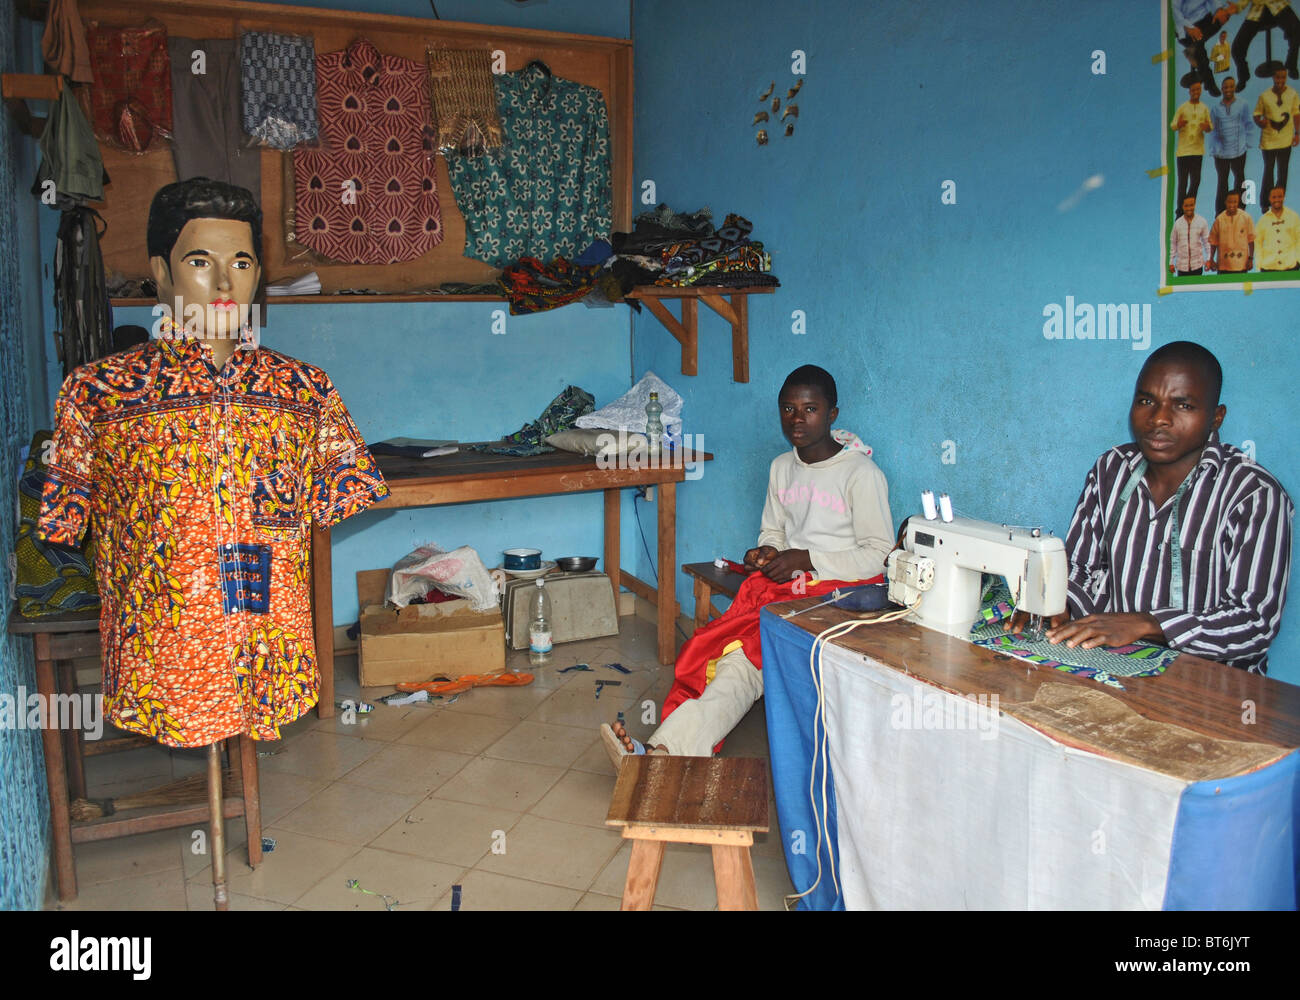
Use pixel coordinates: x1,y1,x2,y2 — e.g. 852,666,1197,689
598,204,779,300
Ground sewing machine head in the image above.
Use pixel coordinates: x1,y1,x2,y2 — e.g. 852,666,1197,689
887,514,1067,638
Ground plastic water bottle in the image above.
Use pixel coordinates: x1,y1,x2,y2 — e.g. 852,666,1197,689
529,579,553,665
645,391,663,457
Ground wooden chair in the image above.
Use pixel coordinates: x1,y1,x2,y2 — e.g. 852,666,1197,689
682,562,747,634
605,755,769,910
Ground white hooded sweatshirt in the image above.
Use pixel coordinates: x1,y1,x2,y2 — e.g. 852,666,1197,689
756,430,894,582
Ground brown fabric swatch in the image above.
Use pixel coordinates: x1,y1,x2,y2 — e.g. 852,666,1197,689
426,47,503,155
43,0,93,83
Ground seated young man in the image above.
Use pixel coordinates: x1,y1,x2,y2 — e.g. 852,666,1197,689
603,364,894,762
1009,340,1293,673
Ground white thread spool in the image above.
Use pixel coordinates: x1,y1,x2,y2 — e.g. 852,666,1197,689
938,493,954,522
921,490,938,521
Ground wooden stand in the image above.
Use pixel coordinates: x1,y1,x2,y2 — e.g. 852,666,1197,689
626,286,775,383
7,608,263,904
605,755,769,910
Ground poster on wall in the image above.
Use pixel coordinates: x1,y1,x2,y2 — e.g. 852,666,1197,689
1164,1,1300,289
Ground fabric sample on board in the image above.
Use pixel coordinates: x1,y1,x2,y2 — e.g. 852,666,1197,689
446,61,611,268
38,326,389,747
86,21,172,152
240,31,319,150
427,47,503,154
294,37,442,264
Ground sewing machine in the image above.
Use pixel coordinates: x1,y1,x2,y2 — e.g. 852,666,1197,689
887,513,1068,638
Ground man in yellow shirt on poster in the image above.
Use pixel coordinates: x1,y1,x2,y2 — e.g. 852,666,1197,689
1254,62,1300,203
1172,80,1213,206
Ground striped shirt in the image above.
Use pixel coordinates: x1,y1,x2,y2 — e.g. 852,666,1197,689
1064,433,1293,673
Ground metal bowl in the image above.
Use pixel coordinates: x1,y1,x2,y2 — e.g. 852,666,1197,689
555,556,598,573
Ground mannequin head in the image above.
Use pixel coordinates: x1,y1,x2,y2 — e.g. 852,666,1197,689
147,178,262,341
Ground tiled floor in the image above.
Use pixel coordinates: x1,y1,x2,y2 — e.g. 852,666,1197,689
45,614,796,911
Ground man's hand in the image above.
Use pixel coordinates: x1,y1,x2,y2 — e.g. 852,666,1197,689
1188,26,1204,41
1002,610,1070,634
743,545,778,570
1047,612,1165,649
758,548,814,582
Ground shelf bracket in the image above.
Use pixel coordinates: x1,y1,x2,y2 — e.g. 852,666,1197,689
2,73,62,138
641,295,698,376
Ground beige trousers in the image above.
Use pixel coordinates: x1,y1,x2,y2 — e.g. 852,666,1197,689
648,647,763,756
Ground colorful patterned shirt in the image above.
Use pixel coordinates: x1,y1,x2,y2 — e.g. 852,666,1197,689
446,61,612,268
38,330,388,747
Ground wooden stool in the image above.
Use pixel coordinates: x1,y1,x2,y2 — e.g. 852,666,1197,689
8,607,263,902
682,562,746,634
605,755,768,910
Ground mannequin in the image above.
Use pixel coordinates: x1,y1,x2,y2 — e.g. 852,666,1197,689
39,178,390,907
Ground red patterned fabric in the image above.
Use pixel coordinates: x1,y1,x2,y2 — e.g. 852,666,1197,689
86,21,172,152
293,38,442,263
661,572,883,721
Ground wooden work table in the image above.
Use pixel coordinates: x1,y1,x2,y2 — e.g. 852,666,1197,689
775,595,1300,750
311,444,712,716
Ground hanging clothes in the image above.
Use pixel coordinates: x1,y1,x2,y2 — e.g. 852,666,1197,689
86,21,173,152
293,38,443,264
51,206,112,379
446,61,611,268
239,31,319,150
169,37,261,196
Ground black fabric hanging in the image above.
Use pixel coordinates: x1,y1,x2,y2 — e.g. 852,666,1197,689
52,206,113,378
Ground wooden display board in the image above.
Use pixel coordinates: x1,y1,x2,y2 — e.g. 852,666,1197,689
73,0,633,299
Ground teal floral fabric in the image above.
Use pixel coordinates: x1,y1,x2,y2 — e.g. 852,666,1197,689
446,62,611,268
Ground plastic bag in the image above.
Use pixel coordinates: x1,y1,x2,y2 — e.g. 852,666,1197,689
386,544,499,612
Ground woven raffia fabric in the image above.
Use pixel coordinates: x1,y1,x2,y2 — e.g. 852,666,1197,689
426,47,503,154
0,0,51,911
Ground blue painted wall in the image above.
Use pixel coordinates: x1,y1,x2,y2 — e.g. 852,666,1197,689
631,0,1300,686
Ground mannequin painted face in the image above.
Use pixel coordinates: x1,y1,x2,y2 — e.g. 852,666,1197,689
149,218,260,342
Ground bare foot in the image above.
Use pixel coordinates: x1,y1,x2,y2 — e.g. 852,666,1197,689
614,720,666,754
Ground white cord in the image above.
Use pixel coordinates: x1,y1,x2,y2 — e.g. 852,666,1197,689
784,596,921,910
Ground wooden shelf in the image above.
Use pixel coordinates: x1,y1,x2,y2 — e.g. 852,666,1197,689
2,72,62,138
625,285,775,383
110,293,507,307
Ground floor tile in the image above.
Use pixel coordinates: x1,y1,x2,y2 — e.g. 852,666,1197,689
338,744,473,797
435,869,582,910
275,782,424,845
433,755,565,811
256,730,383,781
482,720,593,768
186,827,359,905
396,710,516,754
475,814,624,891
294,847,466,911
371,797,522,868
51,870,188,911
68,827,182,886
529,768,617,829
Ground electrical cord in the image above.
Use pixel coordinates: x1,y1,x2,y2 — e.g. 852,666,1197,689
784,595,922,911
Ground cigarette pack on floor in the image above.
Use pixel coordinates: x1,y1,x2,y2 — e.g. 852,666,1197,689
355,569,505,687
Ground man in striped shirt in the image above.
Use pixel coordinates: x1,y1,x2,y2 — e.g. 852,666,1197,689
1044,342,1293,673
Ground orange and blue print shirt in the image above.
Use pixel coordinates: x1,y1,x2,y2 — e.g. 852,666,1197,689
37,332,389,748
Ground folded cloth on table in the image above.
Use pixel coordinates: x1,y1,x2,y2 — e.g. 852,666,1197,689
470,385,596,456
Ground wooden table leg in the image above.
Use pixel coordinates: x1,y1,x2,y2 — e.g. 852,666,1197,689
656,481,677,664
56,660,86,800
621,838,666,910
692,577,712,634
207,742,229,910
34,633,76,901
712,843,758,910
311,524,334,719
235,736,261,868
604,488,621,609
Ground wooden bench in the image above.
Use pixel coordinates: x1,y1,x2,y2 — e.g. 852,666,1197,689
605,755,769,910
682,561,747,633
7,607,262,904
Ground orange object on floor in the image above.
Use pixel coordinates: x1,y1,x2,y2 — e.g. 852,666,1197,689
395,672,534,696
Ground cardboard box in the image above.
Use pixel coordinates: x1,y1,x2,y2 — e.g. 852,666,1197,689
356,569,505,687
